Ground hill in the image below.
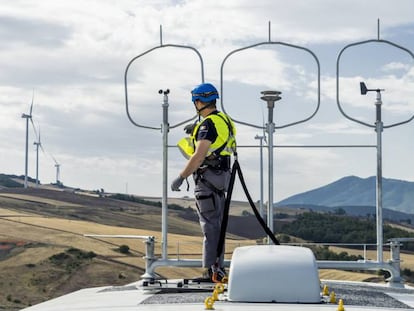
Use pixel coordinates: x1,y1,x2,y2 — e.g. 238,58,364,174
2,174,414,309
277,175,414,215
0,187,259,310
0,205,203,310
276,203,414,225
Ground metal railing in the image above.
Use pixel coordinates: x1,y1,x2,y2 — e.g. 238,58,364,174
83,233,414,288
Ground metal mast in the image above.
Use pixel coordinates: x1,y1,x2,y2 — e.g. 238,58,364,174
260,91,282,236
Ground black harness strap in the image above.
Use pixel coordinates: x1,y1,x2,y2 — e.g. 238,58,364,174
215,158,280,264
211,113,234,157
216,159,238,259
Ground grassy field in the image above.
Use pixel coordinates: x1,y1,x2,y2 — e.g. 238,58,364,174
0,187,413,310
0,189,262,310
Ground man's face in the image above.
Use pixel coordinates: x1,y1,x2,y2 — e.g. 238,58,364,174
194,99,203,114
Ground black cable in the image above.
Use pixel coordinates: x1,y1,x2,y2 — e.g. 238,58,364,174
215,159,280,263
234,161,280,245
215,159,238,260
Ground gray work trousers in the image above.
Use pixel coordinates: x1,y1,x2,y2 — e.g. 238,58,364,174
194,167,230,268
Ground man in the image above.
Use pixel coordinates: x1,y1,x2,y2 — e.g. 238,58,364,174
171,82,236,282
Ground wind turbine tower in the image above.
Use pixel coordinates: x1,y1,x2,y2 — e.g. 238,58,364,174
52,156,61,185
55,163,61,185
21,95,34,188
33,127,42,187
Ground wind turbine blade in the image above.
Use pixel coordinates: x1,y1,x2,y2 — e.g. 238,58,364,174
29,89,34,116
51,154,58,165
30,118,39,142
38,128,46,153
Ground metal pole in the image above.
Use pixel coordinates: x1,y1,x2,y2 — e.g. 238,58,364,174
259,136,264,219
267,119,275,239
255,134,264,218
377,18,380,40
267,118,274,234
375,90,384,263
160,89,170,259
268,21,271,42
260,91,281,242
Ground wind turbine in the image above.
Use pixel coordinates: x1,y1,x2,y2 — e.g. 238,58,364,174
52,155,61,186
21,92,35,188
33,125,44,187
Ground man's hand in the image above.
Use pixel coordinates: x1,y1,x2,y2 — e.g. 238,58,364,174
184,123,195,134
171,175,184,191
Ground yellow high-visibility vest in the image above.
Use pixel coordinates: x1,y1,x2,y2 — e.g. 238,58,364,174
177,112,236,159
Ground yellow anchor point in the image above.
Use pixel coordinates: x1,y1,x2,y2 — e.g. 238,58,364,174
204,296,215,310
322,284,329,296
329,291,336,304
337,298,345,311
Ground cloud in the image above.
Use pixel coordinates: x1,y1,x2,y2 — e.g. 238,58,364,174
382,62,412,72
1,0,414,200
0,15,70,48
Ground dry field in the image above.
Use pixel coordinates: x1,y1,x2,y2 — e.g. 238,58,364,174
0,205,256,271
0,205,380,284
328,245,414,271
1,187,413,309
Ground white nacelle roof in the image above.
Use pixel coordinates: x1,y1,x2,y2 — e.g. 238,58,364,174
20,245,414,311
227,245,321,303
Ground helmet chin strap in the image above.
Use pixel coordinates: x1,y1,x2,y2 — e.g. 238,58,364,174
194,101,215,114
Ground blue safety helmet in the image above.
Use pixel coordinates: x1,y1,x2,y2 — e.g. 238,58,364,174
191,83,219,103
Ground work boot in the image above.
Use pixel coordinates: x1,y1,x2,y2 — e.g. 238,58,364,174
211,266,227,283
191,268,213,283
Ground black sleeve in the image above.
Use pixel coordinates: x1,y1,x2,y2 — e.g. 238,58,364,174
196,118,218,143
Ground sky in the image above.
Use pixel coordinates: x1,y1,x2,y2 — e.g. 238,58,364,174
0,0,413,205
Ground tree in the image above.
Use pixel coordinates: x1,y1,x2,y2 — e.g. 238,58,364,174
119,245,130,254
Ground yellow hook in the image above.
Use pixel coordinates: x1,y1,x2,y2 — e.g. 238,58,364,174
204,296,215,310
329,291,336,304
212,289,219,301
215,283,225,294
322,284,329,296
337,298,345,311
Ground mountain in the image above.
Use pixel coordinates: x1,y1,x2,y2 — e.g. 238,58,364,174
276,175,414,215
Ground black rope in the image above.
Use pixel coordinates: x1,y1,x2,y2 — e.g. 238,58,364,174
216,160,238,260
234,160,280,245
215,159,280,263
